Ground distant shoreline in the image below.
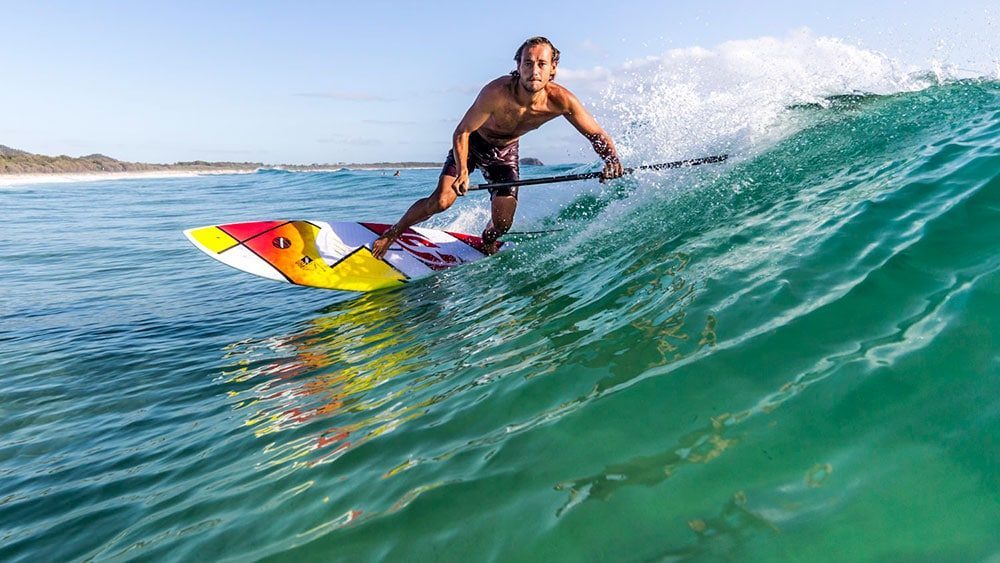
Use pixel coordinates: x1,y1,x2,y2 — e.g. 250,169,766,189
0,169,254,187
0,144,446,177
0,144,447,186
0,144,549,186
0,166,447,187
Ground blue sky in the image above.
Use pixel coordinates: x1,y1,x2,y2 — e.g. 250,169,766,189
1,1,996,165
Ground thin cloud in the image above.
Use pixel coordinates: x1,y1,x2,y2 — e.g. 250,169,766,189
556,66,613,84
578,38,607,57
363,119,418,125
196,148,271,155
297,91,394,102
554,66,614,97
426,84,481,95
317,135,382,146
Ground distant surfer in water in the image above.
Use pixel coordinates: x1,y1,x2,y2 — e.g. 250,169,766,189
372,36,623,258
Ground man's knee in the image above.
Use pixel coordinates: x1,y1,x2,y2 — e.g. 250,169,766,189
429,176,458,212
431,193,456,213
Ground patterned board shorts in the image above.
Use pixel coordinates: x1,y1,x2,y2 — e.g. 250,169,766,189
441,131,520,198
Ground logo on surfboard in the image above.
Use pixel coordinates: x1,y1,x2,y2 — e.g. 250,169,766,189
391,231,463,270
361,223,476,271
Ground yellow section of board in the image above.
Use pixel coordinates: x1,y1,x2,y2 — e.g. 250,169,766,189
188,226,238,254
244,221,406,291
326,247,408,291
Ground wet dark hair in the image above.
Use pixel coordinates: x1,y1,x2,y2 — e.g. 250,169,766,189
512,36,560,80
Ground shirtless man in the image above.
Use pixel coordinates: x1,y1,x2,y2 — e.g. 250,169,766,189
371,36,623,258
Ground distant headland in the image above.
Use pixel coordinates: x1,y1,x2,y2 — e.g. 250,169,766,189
0,145,438,174
0,145,544,174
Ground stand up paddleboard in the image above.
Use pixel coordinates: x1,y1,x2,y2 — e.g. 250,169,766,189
183,220,502,292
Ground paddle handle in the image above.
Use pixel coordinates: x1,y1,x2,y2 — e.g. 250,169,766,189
468,154,728,192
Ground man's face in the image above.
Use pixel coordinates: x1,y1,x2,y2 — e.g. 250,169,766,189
518,44,556,93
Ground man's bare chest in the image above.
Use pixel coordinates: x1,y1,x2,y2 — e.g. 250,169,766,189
486,102,560,136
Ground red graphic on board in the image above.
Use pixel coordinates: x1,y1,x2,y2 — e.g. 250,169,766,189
219,221,287,242
361,223,468,270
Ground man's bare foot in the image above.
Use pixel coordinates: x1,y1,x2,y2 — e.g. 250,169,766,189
371,231,398,259
481,240,501,255
480,228,502,255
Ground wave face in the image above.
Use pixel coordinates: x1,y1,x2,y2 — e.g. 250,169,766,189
2,56,999,562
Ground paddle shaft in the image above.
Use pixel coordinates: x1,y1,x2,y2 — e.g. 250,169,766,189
468,154,728,192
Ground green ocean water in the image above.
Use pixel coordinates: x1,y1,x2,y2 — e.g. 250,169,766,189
1,80,998,561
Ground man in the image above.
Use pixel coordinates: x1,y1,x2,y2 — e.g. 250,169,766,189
371,36,623,259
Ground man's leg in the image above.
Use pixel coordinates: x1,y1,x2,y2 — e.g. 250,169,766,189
481,195,517,254
372,174,458,259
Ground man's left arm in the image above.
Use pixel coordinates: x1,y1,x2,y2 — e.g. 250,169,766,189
563,93,623,181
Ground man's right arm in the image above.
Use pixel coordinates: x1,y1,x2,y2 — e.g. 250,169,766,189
451,86,495,195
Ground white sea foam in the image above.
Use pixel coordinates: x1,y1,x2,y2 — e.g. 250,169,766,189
599,28,934,165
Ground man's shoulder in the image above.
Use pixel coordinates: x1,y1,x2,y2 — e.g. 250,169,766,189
482,76,515,94
544,82,576,108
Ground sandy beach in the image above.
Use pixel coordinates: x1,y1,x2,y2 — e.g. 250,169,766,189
0,169,255,187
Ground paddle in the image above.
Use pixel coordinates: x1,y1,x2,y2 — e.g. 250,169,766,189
468,154,729,192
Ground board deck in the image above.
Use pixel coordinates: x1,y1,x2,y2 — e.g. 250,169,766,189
183,220,502,292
